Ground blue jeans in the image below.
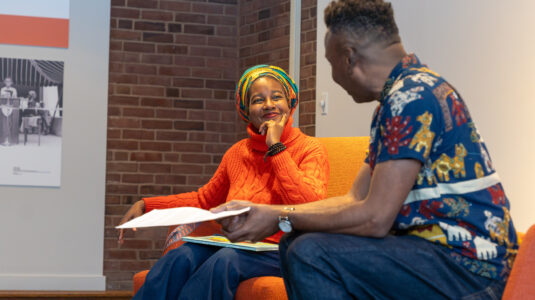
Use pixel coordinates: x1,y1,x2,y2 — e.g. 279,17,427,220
133,243,281,300
279,232,505,300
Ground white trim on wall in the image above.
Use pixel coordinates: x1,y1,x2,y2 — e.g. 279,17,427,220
289,0,301,127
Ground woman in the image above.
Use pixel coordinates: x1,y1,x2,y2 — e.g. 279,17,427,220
119,65,330,300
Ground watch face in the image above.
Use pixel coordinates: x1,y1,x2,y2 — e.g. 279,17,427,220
279,220,292,233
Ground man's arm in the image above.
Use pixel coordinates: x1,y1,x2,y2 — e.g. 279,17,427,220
215,159,420,242
287,159,420,237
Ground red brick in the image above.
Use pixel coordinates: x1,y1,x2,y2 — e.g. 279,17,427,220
123,129,155,140
108,118,141,129
108,129,121,139
141,98,173,107
173,56,205,68
124,42,155,53
191,68,221,79
155,109,187,119
143,32,174,43
140,185,172,195
181,154,211,163
105,250,137,260
192,3,224,14
181,88,211,99
111,0,125,6
141,119,173,130
159,66,190,76
206,79,234,89
129,152,163,161
207,15,236,26
138,250,162,260
106,184,138,194
175,13,205,24
156,131,188,141
132,86,164,96
184,24,214,35
207,36,237,47
140,141,172,151
109,73,138,84
160,1,191,12
157,44,188,54
139,163,171,173
111,29,141,41
107,140,139,150
187,175,211,185
122,107,154,118
134,21,165,31
111,7,140,19
154,175,187,185
174,99,204,109
174,121,204,131
171,164,204,174
188,110,220,121
141,54,172,65
123,174,154,184
141,10,173,21
124,64,157,75
174,35,206,46
107,162,138,172
168,23,182,33
138,76,172,86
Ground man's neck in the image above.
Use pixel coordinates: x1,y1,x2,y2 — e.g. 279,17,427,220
365,43,407,100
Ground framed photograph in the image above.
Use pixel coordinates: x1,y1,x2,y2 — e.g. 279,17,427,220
0,57,64,187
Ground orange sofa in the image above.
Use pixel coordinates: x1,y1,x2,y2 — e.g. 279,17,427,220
132,136,370,299
132,136,534,300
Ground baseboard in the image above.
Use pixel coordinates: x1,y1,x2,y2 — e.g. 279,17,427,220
0,291,132,300
0,274,106,291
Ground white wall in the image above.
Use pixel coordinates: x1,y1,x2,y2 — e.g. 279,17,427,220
0,1,110,290
316,0,535,232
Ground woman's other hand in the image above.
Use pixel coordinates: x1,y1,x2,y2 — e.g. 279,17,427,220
259,113,288,147
118,200,145,244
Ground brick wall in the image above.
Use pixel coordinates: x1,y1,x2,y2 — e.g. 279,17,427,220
104,0,317,290
299,0,317,136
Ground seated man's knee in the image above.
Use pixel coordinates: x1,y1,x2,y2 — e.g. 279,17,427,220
284,232,330,263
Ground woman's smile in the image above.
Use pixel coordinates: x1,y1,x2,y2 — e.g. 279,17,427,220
262,112,280,120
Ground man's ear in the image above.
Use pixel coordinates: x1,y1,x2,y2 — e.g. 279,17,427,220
343,45,358,73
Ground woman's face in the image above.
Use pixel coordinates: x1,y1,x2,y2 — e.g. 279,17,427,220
248,76,291,129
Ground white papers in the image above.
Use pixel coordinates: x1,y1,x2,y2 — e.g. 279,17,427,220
115,207,250,229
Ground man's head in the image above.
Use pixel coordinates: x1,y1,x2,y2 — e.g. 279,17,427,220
4,77,13,87
324,0,403,103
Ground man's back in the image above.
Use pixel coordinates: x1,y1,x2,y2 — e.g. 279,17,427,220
366,53,518,280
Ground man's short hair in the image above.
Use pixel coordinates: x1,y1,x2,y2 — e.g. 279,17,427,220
324,0,400,46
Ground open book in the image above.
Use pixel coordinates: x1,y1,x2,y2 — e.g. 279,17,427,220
116,207,250,229
182,235,278,252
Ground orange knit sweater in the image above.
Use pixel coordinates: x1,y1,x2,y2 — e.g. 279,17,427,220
143,117,330,243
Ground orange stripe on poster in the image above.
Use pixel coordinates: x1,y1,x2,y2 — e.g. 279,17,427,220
0,14,69,48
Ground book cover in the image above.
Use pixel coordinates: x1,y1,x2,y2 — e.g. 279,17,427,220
182,235,279,252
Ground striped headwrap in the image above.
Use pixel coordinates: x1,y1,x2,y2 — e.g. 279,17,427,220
235,65,299,122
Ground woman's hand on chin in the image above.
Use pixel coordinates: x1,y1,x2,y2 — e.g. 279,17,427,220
117,200,145,245
259,113,288,147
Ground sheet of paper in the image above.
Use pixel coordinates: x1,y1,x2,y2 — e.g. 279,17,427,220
115,207,250,229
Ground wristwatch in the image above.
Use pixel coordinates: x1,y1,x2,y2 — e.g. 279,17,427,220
278,207,295,233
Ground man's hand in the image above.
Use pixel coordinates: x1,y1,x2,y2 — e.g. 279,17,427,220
117,200,145,244
258,113,288,147
212,200,281,243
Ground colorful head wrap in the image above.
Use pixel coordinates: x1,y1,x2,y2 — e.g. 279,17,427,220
235,65,299,122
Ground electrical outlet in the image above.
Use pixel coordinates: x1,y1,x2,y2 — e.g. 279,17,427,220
320,92,328,115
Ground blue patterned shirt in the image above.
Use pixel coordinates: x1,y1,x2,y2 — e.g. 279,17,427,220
366,54,518,280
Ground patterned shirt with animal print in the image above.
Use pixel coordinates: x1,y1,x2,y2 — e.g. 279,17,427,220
365,54,518,281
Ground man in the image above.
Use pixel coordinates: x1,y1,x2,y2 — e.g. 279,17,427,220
0,77,18,98
214,0,518,299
